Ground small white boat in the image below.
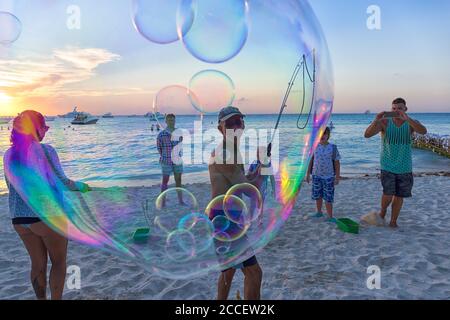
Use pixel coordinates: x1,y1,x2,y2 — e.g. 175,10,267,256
102,112,114,118
71,112,99,125
0,117,11,124
148,112,165,121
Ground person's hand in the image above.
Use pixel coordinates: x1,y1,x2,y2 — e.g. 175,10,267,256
397,109,409,121
375,112,385,122
335,176,340,186
256,165,262,176
306,174,310,184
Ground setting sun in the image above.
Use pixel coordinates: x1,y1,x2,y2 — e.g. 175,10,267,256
0,92,12,104
0,92,15,116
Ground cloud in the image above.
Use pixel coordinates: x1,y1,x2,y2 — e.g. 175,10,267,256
0,46,120,97
53,47,120,70
54,87,153,98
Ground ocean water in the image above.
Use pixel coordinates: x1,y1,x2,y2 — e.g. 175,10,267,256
0,113,449,194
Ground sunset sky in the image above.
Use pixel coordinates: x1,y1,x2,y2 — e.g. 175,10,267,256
0,0,449,116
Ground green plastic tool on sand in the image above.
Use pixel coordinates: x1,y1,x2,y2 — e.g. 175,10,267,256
133,199,152,243
336,218,359,234
133,228,150,243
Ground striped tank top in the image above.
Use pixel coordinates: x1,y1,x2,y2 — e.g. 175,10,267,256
380,118,412,174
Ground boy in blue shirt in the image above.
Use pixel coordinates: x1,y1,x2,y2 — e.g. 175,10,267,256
306,127,341,221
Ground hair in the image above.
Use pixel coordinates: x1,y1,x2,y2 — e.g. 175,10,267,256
8,110,46,166
392,97,406,105
165,114,176,120
10,110,46,148
323,126,331,137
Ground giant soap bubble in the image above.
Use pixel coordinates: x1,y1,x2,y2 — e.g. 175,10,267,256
132,0,194,44
0,12,22,45
177,0,249,63
6,0,333,279
152,85,200,127
188,69,236,114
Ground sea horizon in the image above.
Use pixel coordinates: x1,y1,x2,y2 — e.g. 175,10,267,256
1,111,450,117
1,113,449,194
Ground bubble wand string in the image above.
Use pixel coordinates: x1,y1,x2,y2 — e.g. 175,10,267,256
267,49,316,156
296,48,316,130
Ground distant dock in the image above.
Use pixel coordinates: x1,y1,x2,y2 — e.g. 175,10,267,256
412,133,450,158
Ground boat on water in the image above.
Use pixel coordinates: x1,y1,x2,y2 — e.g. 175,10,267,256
102,112,114,118
71,112,99,125
147,111,165,121
364,110,371,115
0,117,12,124
58,107,79,118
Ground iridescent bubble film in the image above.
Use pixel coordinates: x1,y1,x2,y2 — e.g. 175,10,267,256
152,85,200,127
206,195,250,242
177,0,249,63
188,69,236,114
0,11,22,45
132,0,194,44
154,188,199,234
5,0,333,279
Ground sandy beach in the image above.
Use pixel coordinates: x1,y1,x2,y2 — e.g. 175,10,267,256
1,173,449,300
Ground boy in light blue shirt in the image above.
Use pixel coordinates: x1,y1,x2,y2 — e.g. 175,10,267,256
306,127,341,221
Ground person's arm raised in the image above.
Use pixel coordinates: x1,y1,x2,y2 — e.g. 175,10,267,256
364,112,386,138
397,110,427,135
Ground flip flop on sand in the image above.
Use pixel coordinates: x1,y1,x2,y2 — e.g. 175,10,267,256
308,212,325,218
326,217,337,223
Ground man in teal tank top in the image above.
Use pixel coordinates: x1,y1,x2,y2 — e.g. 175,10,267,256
364,98,427,228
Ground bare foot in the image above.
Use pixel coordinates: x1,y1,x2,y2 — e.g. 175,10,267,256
389,222,398,228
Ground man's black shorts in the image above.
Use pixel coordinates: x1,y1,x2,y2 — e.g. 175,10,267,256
381,170,414,198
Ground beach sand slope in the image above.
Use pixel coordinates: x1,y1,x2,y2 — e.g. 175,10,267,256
0,176,449,300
